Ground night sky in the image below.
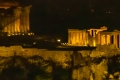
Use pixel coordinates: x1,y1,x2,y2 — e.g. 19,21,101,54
3,0,120,38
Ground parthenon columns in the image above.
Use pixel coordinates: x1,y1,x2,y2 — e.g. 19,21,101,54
1,6,31,36
24,6,31,32
20,6,31,33
13,7,21,34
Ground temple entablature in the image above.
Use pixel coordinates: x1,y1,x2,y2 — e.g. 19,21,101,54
0,2,19,9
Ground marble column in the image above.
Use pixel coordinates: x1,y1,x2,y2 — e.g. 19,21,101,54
7,16,10,35
83,32,86,45
23,6,31,33
79,32,81,45
76,32,79,45
68,31,70,44
20,11,24,33
97,32,100,45
75,32,77,44
70,32,73,44
106,35,110,45
85,32,87,46
4,17,7,32
72,32,74,44
100,35,102,45
114,35,116,48
78,32,80,45
86,32,88,45
13,7,21,34
105,35,107,44
81,33,83,45
11,16,15,35
116,35,118,48
101,35,105,45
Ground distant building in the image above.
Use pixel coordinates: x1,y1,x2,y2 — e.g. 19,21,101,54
0,2,34,36
68,26,120,48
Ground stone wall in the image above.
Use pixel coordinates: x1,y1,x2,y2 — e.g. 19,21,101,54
0,45,119,80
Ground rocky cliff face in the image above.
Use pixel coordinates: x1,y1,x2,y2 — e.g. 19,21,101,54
0,45,119,80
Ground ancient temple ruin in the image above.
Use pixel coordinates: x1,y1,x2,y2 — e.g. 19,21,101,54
68,26,120,48
0,2,33,36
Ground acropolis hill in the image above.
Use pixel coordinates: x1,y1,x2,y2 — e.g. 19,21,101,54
0,2,120,80
0,45,119,80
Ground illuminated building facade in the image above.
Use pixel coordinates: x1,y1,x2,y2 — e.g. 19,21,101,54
0,2,33,36
68,26,120,48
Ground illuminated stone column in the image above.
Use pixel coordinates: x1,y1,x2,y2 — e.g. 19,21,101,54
73,32,76,45
97,32,101,44
75,32,77,44
101,35,105,45
116,35,118,48
113,35,117,48
85,32,87,46
23,6,31,33
81,33,83,45
79,32,81,45
7,16,11,35
13,7,22,34
83,32,86,46
68,31,70,44
72,32,75,45
4,17,8,32
106,35,110,45
80,33,82,45
71,32,74,45
78,32,80,45
86,32,88,45
104,35,106,45
100,35,103,45
105,35,107,44
70,32,72,44
11,16,15,35
76,32,79,45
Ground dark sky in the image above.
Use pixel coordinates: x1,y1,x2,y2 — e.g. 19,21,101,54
3,0,120,36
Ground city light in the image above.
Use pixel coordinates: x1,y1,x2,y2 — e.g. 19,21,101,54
33,42,36,44
57,39,61,42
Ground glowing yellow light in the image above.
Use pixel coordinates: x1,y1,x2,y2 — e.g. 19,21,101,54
8,35,11,36
22,34,24,35
28,33,31,35
57,39,61,42
93,40,96,46
33,42,36,44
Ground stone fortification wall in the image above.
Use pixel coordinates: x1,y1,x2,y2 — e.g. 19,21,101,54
0,46,73,67
0,45,118,58
0,45,119,80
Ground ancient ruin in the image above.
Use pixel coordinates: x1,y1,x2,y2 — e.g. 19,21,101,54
0,2,33,36
68,26,120,48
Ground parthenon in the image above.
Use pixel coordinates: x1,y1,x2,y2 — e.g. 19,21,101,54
0,2,33,36
68,26,120,48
